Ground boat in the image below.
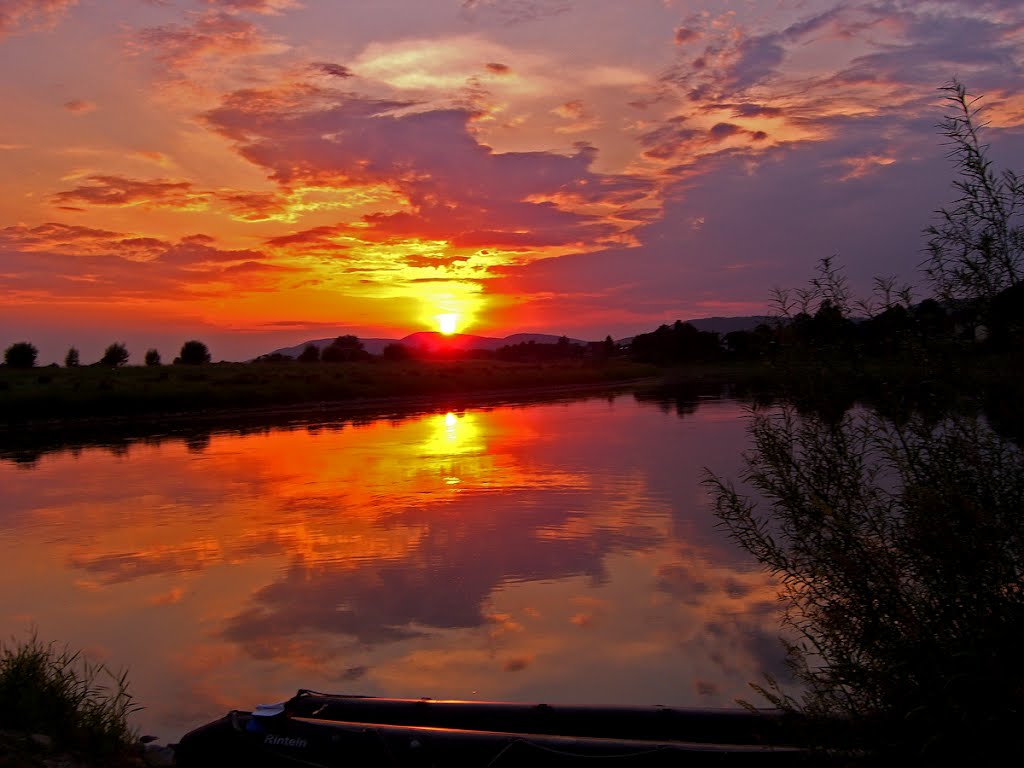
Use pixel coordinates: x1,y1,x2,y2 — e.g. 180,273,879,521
173,689,813,766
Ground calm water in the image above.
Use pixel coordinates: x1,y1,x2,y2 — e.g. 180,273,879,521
0,392,786,742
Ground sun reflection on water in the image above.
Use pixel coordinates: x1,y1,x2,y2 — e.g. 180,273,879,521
0,397,784,744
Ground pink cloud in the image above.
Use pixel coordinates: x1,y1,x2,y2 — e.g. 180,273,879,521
134,10,277,69
460,0,571,25
0,0,77,38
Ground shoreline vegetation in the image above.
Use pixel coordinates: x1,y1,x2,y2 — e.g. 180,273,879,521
1,351,1019,429
0,358,663,432
0,634,150,768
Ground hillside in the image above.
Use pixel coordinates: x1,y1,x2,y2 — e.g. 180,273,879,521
259,317,769,359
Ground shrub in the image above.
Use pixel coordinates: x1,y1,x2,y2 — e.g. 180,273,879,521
707,408,1024,762
178,340,211,365
297,343,320,363
4,342,38,368
99,343,129,367
144,348,161,366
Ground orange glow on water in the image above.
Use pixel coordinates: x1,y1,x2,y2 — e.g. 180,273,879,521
0,398,783,742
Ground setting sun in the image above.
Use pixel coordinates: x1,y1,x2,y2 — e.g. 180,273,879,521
437,313,459,335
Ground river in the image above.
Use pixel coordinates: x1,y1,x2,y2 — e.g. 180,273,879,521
0,390,787,742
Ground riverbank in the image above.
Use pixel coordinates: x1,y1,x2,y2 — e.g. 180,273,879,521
0,636,169,768
0,729,167,768
0,359,660,430
4,353,1021,439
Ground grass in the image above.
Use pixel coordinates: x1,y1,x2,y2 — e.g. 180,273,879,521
0,358,660,426
0,633,140,762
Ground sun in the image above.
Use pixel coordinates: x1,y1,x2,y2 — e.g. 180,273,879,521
437,313,459,335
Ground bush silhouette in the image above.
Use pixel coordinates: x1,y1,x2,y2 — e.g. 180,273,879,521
178,340,211,365
4,342,38,368
99,343,129,367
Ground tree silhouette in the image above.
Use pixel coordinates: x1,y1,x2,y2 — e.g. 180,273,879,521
178,340,211,365
321,335,368,362
4,342,38,368
381,342,411,361
64,347,80,367
708,408,1024,762
925,79,1023,304
99,343,129,367
144,348,162,366
297,344,321,363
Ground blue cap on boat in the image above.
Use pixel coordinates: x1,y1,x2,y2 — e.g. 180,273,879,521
252,703,287,718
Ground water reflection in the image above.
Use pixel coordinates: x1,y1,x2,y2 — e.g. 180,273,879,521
0,395,784,741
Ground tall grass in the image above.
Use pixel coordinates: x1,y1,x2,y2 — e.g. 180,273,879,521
0,633,140,757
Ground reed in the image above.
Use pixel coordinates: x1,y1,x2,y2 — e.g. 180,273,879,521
0,632,140,758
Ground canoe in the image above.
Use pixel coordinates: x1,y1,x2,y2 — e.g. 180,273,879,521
174,689,811,766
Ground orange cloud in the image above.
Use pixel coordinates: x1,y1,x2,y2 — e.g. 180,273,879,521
63,99,96,114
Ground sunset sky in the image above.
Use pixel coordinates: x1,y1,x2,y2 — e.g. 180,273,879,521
2,0,1023,362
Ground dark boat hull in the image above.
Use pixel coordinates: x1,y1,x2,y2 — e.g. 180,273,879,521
174,690,810,767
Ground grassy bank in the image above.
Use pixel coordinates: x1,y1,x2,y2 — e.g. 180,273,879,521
0,358,659,427
0,635,141,767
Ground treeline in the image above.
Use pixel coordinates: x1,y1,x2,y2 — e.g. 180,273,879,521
10,285,1021,374
2,339,212,369
257,334,622,365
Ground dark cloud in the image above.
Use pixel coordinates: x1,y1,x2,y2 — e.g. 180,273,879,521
709,122,743,140
312,61,353,78
674,26,698,45
204,88,654,252
69,545,217,584
709,102,782,118
221,489,660,649
214,190,292,221
51,175,207,209
639,117,698,160
485,62,511,74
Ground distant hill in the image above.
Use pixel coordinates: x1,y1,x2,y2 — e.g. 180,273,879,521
258,317,769,359
261,332,589,359
685,316,770,334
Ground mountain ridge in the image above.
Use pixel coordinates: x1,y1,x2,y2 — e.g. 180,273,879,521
260,316,770,359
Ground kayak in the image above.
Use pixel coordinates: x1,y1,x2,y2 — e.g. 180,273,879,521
174,689,810,766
